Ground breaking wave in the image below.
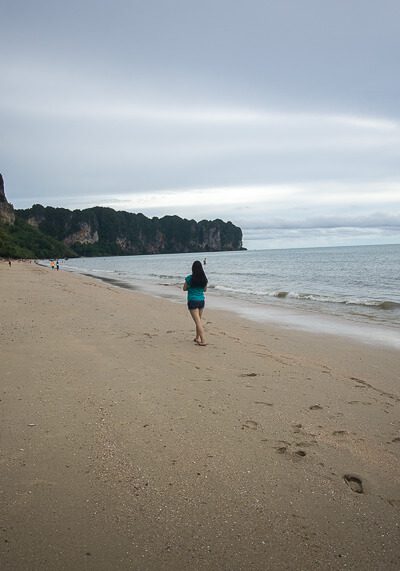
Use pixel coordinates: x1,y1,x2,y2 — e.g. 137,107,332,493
215,286,400,311
272,291,400,310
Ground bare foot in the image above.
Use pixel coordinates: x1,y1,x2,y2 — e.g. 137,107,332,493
196,341,207,346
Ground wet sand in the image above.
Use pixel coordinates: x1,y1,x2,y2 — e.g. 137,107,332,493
1,262,399,570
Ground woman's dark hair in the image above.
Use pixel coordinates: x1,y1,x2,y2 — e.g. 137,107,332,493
191,260,208,288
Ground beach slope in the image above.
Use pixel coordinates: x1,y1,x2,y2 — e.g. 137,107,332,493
1,263,399,570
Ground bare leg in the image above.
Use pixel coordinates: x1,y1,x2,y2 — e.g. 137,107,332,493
192,307,205,341
199,307,205,339
189,309,206,345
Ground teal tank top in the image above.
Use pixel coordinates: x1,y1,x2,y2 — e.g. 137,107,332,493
185,275,206,302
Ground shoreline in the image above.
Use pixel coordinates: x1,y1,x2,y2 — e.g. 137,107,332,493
57,262,400,351
54,245,400,336
1,262,400,570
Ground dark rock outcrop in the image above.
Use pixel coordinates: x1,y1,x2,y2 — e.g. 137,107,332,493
0,174,16,225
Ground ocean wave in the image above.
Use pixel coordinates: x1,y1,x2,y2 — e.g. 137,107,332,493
214,285,255,294
283,292,400,310
270,290,289,298
150,273,178,280
347,299,400,310
262,290,337,302
214,285,400,311
214,285,238,292
377,301,400,310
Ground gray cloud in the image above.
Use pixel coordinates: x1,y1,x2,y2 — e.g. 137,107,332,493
3,1,399,114
1,0,400,248
244,213,400,231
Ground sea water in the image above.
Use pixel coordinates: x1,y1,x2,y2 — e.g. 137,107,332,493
56,244,400,348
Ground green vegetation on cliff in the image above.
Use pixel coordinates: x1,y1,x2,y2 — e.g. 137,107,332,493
16,205,244,257
1,173,242,259
0,218,75,259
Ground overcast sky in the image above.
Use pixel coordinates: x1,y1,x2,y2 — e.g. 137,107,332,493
1,0,400,249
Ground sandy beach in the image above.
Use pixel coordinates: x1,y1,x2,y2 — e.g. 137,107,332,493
1,262,399,570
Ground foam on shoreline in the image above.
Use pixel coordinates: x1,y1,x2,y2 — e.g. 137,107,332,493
72,267,400,350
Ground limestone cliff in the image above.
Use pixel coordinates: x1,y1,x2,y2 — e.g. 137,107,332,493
17,205,244,256
0,174,16,225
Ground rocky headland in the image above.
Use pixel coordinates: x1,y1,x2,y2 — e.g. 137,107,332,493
0,174,244,258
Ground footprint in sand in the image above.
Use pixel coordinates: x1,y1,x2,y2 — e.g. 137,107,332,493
275,446,287,454
274,445,306,459
333,430,348,436
387,499,400,507
254,401,274,407
241,372,258,378
242,420,258,430
295,441,315,448
309,404,323,410
392,437,400,443
343,474,364,494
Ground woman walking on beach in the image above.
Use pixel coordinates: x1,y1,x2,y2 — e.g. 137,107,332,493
183,260,208,346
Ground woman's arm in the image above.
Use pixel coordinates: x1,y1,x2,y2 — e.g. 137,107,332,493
183,281,188,291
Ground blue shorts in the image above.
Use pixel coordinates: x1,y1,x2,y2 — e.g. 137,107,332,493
187,300,205,310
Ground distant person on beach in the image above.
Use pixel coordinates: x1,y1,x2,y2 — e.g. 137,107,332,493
8,259,11,267
56,260,59,271
183,260,208,346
